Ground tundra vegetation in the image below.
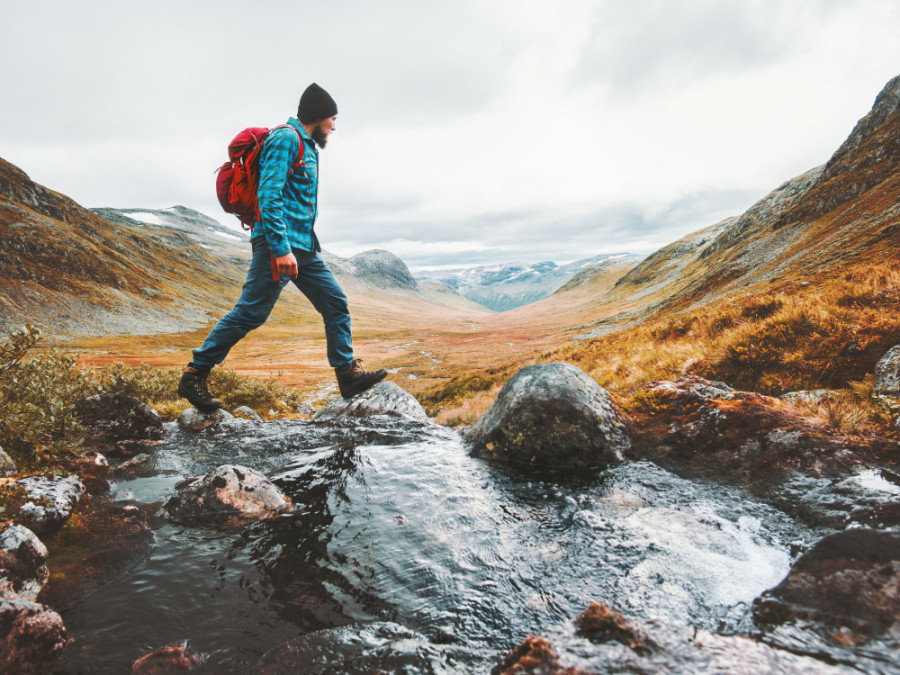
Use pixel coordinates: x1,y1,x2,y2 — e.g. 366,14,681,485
2,258,896,473
0,325,306,471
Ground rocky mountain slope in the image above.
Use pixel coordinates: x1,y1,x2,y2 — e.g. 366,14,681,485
92,206,250,260
568,73,900,338
416,254,643,312
0,165,486,339
0,159,249,337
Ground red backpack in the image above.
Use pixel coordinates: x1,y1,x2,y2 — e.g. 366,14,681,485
215,125,305,230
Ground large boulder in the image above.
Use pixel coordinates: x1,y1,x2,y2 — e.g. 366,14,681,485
464,363,631,469
0,524,49,602
0,598,67,674
753,529,900,642
315,381,429,423
873,344,900,397
11,475,85,535
163,465,292,527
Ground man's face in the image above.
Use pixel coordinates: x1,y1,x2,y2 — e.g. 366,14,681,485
311,116,337,149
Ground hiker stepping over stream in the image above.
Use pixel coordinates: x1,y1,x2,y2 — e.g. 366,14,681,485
178,83,386,411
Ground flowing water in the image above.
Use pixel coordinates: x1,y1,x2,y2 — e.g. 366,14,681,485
53,416,878,673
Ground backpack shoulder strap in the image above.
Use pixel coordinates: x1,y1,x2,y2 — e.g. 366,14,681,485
271,124,306,174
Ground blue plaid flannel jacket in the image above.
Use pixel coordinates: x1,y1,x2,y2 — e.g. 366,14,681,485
252,117,320,257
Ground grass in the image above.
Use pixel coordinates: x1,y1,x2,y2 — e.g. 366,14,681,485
415,261,900,430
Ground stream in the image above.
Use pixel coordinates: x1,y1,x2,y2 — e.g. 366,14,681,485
52,415,889,673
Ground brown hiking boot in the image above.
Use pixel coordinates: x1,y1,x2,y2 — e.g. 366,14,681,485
335,359,387,399
177,366,223,411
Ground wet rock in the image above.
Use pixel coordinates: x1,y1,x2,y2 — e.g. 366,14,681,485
132,641,202,673
773,469,900,529
113,453,155,479
574,602,648,652
176,406,235,432
163,464,292,526
12,475,85,535
315,381,429,423
75,392,167,443
753,529,900,641
232,405,263,422
0,598,67,674
0,524,49,602
496,603,844,674
0,446,15,476
37,502,156,609
465,363,631,469
492,634,587,675
874,344,900,396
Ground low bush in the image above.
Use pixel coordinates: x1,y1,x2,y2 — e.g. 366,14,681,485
0,326,308,468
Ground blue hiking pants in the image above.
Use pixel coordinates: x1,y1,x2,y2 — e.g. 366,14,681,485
190,238,354,370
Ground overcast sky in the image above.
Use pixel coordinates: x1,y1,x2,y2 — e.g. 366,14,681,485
2,1,898,269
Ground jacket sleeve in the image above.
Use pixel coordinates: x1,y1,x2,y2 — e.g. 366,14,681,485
257,129,301,258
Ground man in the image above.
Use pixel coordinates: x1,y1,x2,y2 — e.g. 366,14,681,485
178,83,386,411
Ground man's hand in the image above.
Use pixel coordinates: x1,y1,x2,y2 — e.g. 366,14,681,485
275,252,298,279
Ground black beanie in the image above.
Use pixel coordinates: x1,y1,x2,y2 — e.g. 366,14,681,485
297,83,338,123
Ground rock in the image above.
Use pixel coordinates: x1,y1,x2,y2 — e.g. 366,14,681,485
574,602,648,652
0,598,67,674
75,393,167,443
113,453,155,479
628,376,888,490
12,475,85,535
163,465,292,526
232,406,263,422
314,381,429,423
0,524,49,602
780,390,836,405
464,363,631,469
753,529,900,641
495,603,844,674
492,634,587,675
132,641,201,673
873,344,900,397
0,446,15,476
176,406,235,432
642,375,735,404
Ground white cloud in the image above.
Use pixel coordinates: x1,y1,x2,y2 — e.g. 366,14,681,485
1,0,898,268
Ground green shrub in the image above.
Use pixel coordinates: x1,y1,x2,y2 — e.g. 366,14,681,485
96,362,181,402
0,327,96,461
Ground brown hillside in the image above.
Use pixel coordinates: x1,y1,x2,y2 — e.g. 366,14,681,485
0,157,247,337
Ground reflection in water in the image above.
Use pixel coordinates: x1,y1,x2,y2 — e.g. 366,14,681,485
52,417,883,673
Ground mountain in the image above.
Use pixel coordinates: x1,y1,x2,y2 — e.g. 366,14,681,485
559,73,900,339
92,206,250,260
0,159,249,337
0,162,487,339
326,249,419,291
415,254,643,312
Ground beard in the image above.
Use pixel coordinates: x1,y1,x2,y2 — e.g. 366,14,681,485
311,124,329,149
